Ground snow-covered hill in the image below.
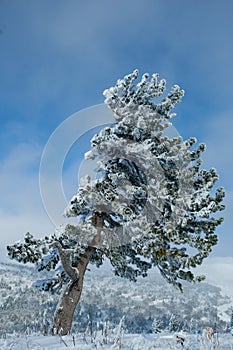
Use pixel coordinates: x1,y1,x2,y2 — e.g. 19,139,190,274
0,260,232,338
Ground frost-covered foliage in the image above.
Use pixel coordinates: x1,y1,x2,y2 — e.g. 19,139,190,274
152,319,164,334
7,70,225,328
64,70,224,288
7,228,104,293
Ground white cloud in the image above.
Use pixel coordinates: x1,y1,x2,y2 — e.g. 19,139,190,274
196,257,233,297
0,143,54,260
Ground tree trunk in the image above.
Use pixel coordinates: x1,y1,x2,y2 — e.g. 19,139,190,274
52,246,95,335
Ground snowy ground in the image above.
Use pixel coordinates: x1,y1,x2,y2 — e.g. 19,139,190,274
1,333,233,350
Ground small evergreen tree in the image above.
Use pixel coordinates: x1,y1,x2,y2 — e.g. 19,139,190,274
229,309,233,334
169,315,180,332
7,70,225,335
152,318,164,333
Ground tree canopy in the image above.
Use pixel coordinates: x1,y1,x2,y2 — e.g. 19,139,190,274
7,69,225,333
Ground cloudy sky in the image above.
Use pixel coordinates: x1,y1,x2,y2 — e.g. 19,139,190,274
0,0,232,280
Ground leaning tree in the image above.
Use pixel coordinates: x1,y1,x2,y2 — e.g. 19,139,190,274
7,70,225,335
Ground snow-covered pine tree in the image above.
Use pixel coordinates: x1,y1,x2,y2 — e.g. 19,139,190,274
152,318,164,333
169,315,181,332
7,70,225,335
230,309,233,334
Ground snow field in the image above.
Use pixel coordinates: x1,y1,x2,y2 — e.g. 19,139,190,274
1,333,233,350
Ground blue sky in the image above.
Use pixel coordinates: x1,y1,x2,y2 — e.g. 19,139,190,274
0,0,232,266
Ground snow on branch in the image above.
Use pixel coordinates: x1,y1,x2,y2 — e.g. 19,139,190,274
103,69,184,120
